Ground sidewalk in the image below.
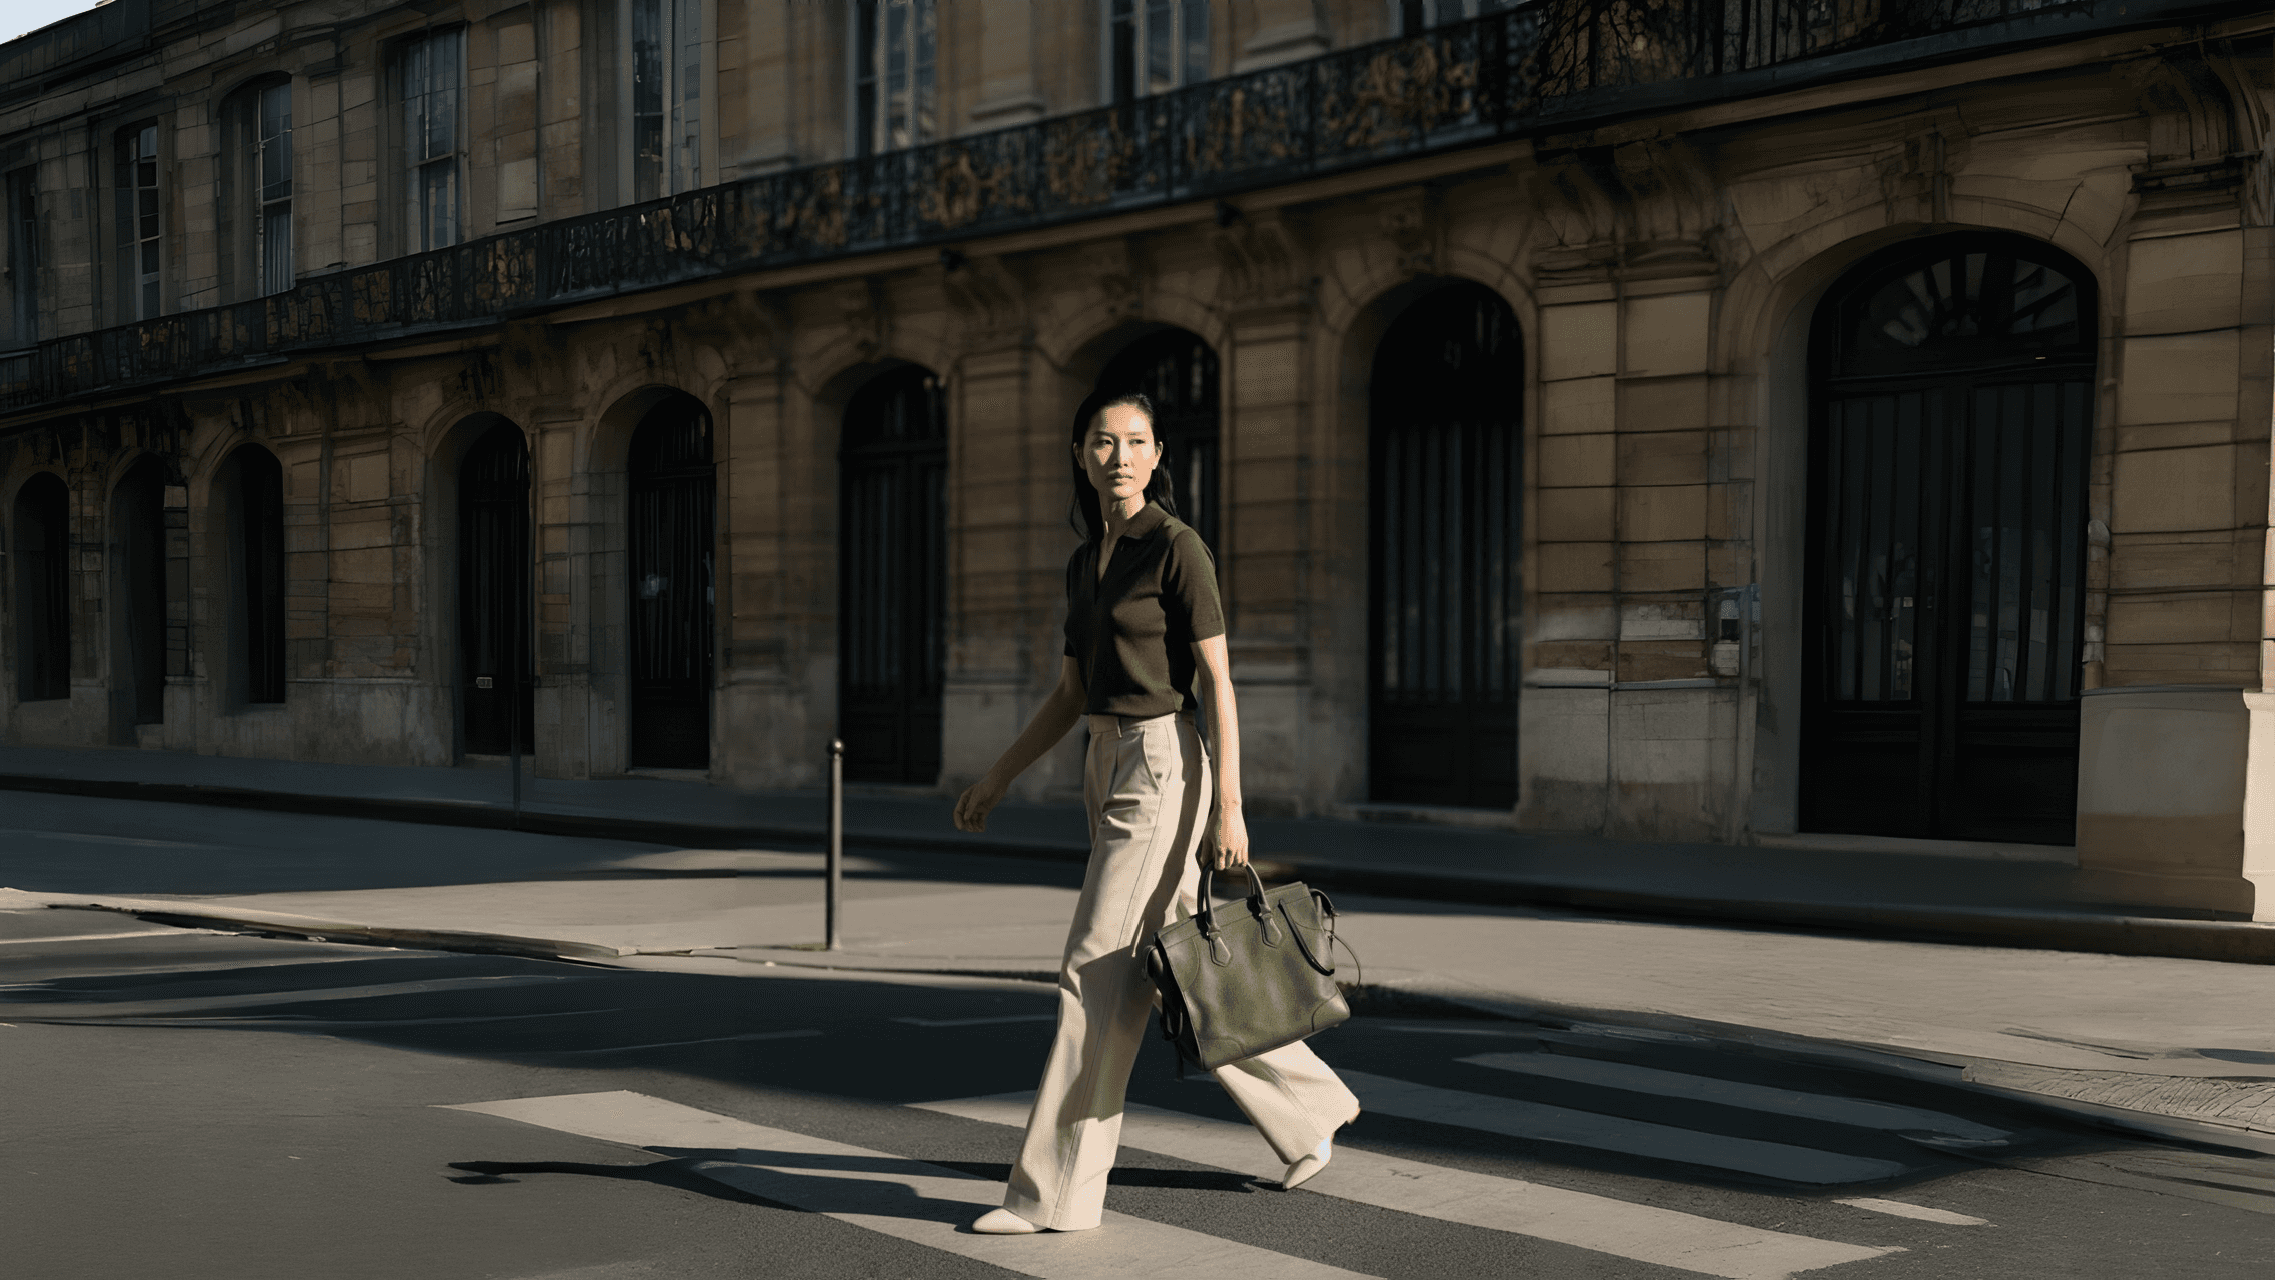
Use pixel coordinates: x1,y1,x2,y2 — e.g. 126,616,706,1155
1,742,2271,962
9,845,2275,1157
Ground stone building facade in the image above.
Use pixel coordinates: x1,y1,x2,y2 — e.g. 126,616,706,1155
3,1,2274,914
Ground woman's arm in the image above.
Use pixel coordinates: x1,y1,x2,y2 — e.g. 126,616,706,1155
1192,634,1247,870
952,655,1087,833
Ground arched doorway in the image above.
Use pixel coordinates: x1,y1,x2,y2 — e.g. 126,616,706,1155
1800,234,2097,845
627,396,715,769
458,421,532,757
113,458,169,726
221,445,286,705
1369,281,1523,808
839,364,947,785
13,472,70,702
1092,329,1219,551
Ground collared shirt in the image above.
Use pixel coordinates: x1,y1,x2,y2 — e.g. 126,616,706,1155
1063,502,1224,718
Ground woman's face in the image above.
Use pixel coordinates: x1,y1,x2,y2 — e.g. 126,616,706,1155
1078,403,1160,508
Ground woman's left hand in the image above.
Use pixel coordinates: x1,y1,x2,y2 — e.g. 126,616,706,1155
1207,806,1249,871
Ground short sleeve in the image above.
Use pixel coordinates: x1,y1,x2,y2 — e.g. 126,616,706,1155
1160,528,1225,643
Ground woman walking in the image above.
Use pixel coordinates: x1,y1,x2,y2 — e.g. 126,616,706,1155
951,391,1359,1235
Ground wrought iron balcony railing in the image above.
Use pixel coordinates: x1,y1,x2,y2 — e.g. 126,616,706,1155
0,0,2232,416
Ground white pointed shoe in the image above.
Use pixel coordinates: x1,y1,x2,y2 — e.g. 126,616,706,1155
971,1208,1042,1234
1281,1135,1333,1191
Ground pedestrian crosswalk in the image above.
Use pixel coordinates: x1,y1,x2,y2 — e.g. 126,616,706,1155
916,1092,1902,1279
445,1091,1376,1280
442,1035,2015,1280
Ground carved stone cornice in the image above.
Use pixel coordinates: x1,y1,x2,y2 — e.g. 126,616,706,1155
1212,209,1313,315
1529,137,1724,287
1370,187,1441,280
939,253,1031,350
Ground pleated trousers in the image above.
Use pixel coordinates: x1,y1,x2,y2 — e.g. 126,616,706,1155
1000,710,1360,1231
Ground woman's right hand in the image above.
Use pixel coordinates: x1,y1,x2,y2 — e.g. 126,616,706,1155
953,774,1009,833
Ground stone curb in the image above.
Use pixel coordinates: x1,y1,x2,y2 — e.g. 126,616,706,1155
0,889,636,965
7,769,2275,964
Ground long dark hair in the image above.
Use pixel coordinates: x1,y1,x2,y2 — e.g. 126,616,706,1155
1068,389,1179,543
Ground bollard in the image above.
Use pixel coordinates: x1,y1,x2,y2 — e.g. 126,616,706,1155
826,737,844,951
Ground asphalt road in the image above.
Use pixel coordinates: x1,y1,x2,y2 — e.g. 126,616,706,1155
4,798,2275,1278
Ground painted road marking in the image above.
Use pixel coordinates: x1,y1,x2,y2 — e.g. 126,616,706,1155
1834,1198,1988,1226
895,1014,1057,1028
0,928,204,946
1461,1052,2011,1144
916,1092,1900,1280
1338,1069,1912,1184
0,973,568,1018
552,1029,823,1053
441,1091,1376,1279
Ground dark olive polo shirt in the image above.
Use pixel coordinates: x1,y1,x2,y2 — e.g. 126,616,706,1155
1063,503,1225,718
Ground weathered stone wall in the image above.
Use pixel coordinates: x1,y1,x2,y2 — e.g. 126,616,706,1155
2,4,2270,891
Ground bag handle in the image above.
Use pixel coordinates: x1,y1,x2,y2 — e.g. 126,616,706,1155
1194,862,1269,939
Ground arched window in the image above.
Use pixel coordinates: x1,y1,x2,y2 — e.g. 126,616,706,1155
627,398,715,768
1093,330,1219,552
13,472,70,702
458,422,532,756
1801,234,2097,844
1370,281,1523,808
222,445,287,705
850,0,935,155
625,0,704,199
113,458,170,725
840,364,947,784
1104,0,1209,104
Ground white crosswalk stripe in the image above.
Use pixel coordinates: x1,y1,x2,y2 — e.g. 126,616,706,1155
916,1091,1902,1280
1835,1197,1989,1226
441,1091,1379,1280
1460,1051,2011,1145
1338,1069,1912,1184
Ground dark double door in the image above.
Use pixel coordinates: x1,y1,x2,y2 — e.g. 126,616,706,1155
840,366,946,785
628,407,716,769
1801,238,2095,845
459,424,532,756
1370,282,1523,809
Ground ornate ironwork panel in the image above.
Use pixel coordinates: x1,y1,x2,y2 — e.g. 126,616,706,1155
115,458,168,724
1802,234,2095,845
459,422,533,756
234,446,287,704
12,471,70,702
1370,282,1523,809
839,365,948,786
628,402,716,769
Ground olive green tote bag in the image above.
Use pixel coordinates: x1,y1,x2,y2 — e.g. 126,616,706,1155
1145,865,1349,1072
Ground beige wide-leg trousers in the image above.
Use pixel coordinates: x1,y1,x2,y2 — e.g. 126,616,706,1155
1000,711,1361,1231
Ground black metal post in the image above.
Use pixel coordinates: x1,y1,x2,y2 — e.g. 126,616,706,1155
827,737,844,950
509,621,522,821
